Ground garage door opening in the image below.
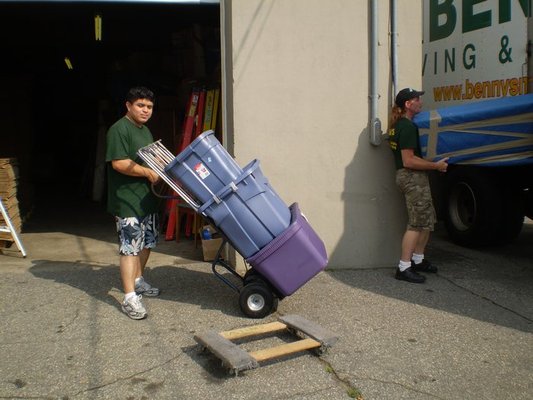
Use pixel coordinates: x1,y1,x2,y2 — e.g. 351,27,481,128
0,1,221,246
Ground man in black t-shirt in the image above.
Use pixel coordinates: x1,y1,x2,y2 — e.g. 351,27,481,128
388,88,448,283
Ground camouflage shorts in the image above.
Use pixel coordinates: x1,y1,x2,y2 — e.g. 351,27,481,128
395,169,436,231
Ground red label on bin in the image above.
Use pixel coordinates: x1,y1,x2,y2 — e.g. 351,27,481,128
194,163,210,179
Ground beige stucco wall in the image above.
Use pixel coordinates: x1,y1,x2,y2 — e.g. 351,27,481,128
223,0,423,268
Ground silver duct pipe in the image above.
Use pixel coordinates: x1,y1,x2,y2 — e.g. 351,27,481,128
369,0,382,146
391,0,398,99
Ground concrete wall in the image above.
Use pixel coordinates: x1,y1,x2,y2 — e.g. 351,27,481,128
224,0,423,268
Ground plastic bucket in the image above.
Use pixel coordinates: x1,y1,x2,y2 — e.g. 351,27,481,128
198,159,290,258
164,130,243,203
246,203,328,297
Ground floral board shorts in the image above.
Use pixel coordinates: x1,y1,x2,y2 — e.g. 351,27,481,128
395,169,436,231
115,214,159,256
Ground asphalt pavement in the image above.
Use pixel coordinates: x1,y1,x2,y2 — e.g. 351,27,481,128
1,200,531,400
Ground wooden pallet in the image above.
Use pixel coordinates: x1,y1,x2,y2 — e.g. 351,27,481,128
194,315,338,375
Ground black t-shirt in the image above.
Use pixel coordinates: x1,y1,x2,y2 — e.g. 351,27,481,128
389,117,422,170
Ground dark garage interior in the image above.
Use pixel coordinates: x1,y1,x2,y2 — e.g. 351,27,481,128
0,1,221,242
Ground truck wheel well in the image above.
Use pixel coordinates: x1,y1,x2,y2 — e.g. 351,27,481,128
444,167,524,246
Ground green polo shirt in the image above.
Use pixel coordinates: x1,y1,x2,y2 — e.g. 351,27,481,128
389,117,422,170
105,117,159,217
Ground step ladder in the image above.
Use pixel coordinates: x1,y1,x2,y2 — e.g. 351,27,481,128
0,197,26,257
194,314,338,375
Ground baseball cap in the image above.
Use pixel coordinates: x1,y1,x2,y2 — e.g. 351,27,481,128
395,88,425,108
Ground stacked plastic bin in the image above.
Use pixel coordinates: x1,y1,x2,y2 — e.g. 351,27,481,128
164,130,327,296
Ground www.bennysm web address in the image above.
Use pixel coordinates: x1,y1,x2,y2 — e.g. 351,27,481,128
432,76,529,102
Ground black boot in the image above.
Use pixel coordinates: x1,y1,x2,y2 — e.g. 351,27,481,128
395,267,426,283
411,259,438,273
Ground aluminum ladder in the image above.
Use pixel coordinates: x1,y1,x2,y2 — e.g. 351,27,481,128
0,197,26,257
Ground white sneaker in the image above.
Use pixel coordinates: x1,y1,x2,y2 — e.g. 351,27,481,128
121,295,147,320
135,277,160,297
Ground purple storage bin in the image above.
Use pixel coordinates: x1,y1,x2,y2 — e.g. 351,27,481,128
164,130,243,203
246,203,328,296
198,159,290,258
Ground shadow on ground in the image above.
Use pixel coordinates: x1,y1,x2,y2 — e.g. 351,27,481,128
28,260,243,317
328,223,533,334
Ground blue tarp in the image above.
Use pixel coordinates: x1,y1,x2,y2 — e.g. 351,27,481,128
413,94,533,167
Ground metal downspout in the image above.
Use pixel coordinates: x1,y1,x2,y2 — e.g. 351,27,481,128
391,0,398,99
369,0,382,146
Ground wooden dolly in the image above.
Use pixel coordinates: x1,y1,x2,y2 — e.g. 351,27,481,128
194,314,338,375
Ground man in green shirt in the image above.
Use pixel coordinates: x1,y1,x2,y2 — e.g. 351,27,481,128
106,87,161,319
389,88,448,283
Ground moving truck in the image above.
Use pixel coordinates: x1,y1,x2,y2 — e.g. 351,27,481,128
416,0,532,246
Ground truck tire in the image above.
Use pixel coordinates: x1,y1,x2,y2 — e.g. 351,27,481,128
444,168,524,246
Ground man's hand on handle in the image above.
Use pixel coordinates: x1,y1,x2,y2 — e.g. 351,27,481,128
435,157,449,173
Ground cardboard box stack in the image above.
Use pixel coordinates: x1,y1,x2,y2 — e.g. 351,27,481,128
0,158,22,246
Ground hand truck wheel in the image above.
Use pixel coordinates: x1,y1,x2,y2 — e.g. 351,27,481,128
239,281,277,319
